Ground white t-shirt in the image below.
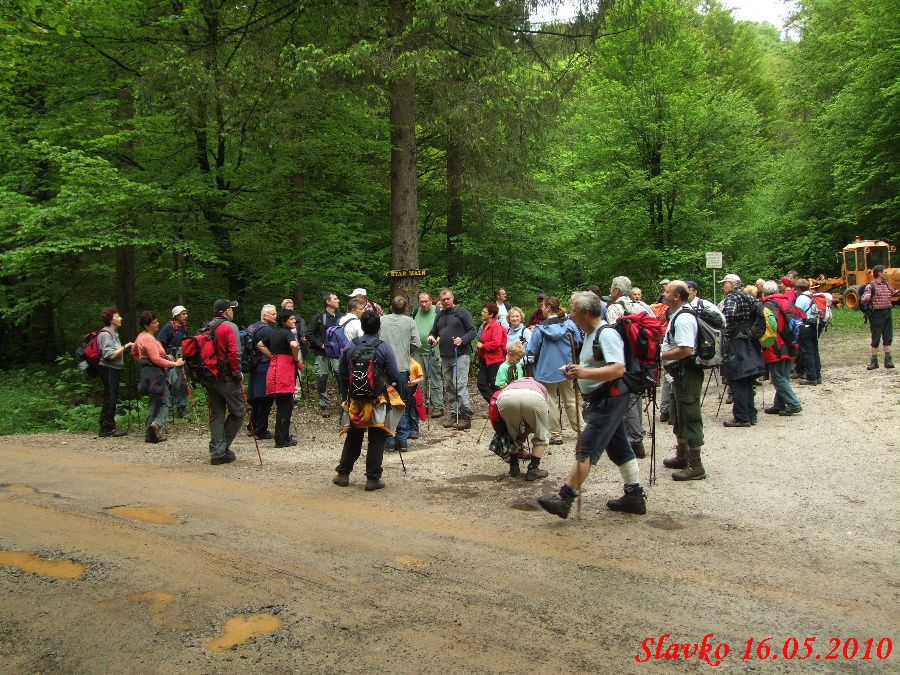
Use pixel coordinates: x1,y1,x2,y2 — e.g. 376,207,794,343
341,314,363,342
661,307,698,363
577,322,626,396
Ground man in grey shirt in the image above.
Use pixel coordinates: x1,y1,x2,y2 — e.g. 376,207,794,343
379,295,421,450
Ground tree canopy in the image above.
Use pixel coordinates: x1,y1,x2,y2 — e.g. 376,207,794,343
0,0,897,365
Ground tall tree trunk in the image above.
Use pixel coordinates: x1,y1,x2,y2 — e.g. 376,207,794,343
388,0,419,309
446,133,463,284
115,246,137,341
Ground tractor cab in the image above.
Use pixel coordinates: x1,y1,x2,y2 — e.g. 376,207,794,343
842,238,893,288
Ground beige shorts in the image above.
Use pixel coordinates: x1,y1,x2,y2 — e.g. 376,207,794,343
496,388,549,446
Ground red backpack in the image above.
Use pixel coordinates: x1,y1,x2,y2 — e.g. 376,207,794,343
74,328,111,377
181,319,227,382
592,313,666,396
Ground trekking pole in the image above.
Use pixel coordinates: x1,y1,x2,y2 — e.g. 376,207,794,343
715,382,728,418
182,367,203,434
239,383,263,466
453,345,459,426
649,380,658,486
567,332,583,521
424,351,431,432
701,368,714,406
477,416,490,444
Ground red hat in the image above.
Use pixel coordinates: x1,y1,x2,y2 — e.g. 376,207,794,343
780,276,793,287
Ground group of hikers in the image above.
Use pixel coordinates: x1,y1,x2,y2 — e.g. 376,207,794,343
82,265,897,514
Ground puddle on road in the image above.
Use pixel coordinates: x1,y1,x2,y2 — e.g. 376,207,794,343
3,484,37,495
105,506,182,525
394,555,428,569
204,613,283,652
0,551,87,579
447,474,504,484
646,515,685,531
127,591,175,613
510,498,540,512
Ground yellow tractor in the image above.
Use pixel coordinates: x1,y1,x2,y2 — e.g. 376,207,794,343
811,237,900,308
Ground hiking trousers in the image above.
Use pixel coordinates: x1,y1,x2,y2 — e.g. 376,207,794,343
337,426,387,479
420,347,444,414
97,364,122,433
869,308,893,348
625,392,645,444
577,394,633,466
315,354,340,409
205,378,246,459
768,360,801,411
729,375,757,423
799,324,821,381
441,353,473,420
671,365,704,448
543,380,579,442
496,387,550,446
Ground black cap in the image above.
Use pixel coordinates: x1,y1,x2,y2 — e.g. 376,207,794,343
686,280,700,291
213,299,238,313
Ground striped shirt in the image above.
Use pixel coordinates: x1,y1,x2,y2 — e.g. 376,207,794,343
861,279,898,310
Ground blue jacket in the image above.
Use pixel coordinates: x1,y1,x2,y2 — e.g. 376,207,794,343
527,317,581,384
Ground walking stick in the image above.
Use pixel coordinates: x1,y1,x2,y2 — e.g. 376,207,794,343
424,351,431,432
567,332,583,521
477,416,491,444
715,382,729,418
454,345,459,426
239,383,263,466
701,367,714,406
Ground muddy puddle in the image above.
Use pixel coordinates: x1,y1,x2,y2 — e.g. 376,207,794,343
0,551,87,579
394,555,428,569
127,591,175,613
204,613,283,652
2,484,37,495
646,515,685,531
105,506,182,525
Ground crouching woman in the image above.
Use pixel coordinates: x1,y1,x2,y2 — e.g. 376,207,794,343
493,377,551,481
133,310,184,443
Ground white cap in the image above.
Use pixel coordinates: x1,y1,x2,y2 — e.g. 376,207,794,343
719,273,742,284
349,288,367,297
171,305,187,317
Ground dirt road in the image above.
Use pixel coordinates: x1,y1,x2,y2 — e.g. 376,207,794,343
1,331,898,673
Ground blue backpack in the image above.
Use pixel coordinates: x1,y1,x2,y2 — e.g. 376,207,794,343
239,321,267,371
324,319,352,359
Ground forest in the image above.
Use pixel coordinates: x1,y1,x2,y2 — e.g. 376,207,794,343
0,0,898,367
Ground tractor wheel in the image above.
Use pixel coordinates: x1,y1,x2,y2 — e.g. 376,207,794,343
844,288,859,309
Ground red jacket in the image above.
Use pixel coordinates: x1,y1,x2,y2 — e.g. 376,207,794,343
213,320,241,376
266,354,299,395
478,320,508,365
761,294,797,364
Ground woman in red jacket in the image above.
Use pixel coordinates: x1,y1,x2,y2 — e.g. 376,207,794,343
475,303,509,403
259,310,303,447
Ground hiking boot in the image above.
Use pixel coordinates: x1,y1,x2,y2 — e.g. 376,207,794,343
659,411,670,423
398,442,408,450
549,438,564,445
885,354,895,369
275,439,298,448
509,457,521,477
408,432,420,440
537,492,574,519
791,370,802,379
763,406,783,415
442,417,458,428
364,478,385,491
210,452,236,466
147,423,162,443
725,392,734,404
256,430,275,440
524,467,548,481
663,444,687,470
630,440,646,459
672,448,705,481
455,417,471,430
606,484,647,515
723,419,751,428
778,406,802,416
867,355,879,370
332,473,349,487
100,429,127,438
431,410,444,418
798,379,818,385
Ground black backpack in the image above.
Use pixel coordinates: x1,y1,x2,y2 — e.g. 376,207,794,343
347,338,385,401
239,321,267,371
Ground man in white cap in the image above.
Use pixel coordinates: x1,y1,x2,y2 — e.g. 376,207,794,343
349,288,384,316
157,305,190,418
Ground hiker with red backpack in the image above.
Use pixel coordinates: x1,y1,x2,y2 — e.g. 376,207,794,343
198,299,245,465
96,307,134,437
537,291,651,519
760,280,803,417
660,281,707,481
606,276,655,458
333,310,404,491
